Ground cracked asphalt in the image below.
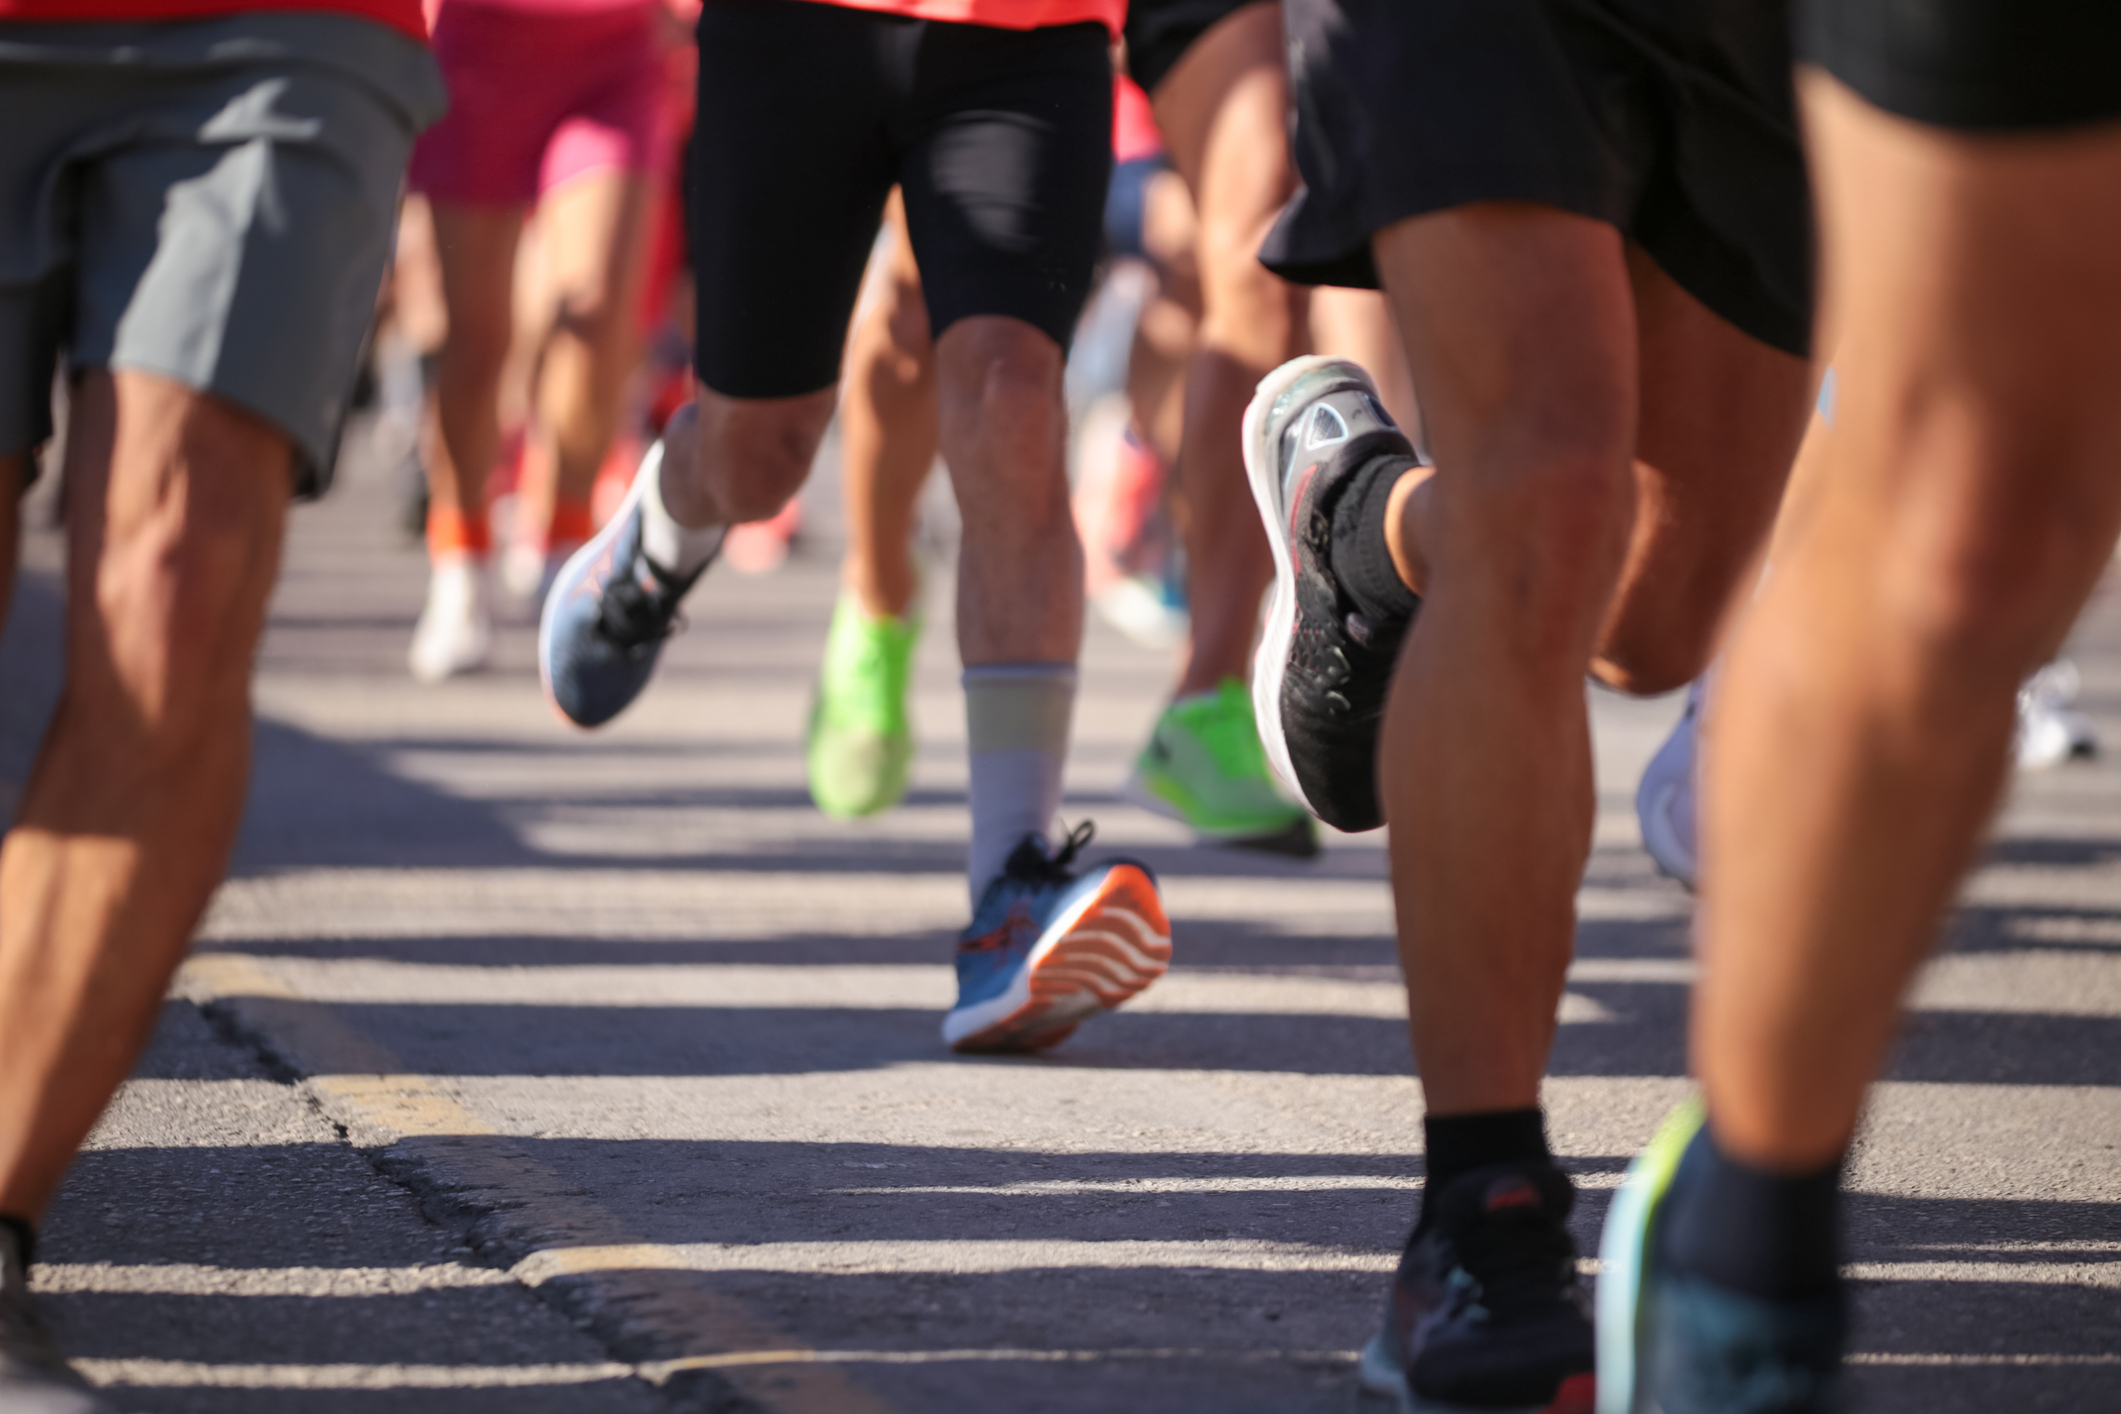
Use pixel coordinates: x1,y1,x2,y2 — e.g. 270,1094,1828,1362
2,415,2115,1413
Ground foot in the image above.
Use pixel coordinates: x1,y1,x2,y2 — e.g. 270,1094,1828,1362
808,592,921,819
1596,1103,1846,1414
1126,678,1317,857
1635,681,1704,891
943,824,1171,1053
1360,1163,1596,1414
408,557,492,683
1242,356,1420,833
539,442,706,728
2,1230,114,1413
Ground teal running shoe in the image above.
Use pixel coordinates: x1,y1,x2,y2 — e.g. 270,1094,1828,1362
1126,678,1318,857
943,825,1171,1053
1597,1100,1847,1414
807,593,920,819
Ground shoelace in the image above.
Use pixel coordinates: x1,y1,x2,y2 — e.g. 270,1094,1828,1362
595,556,691,652
1002,819,1096,887
1448,1209,1580,1321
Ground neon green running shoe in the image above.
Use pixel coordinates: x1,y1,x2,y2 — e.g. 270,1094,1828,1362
807,593,921,819
1126,678,1318,857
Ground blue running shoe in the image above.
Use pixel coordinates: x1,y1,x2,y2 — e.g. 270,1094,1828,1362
943,824,1172,1053
1597,1102,1847,1414
539,442,708,728
1359,1163,1597,1414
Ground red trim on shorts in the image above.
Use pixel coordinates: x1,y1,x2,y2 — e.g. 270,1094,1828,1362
0,1,427,43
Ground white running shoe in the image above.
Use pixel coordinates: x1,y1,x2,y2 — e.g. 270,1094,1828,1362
408,557,493,683
1635,680,1704,891
1636,657,2095,891
2016,657,2099,771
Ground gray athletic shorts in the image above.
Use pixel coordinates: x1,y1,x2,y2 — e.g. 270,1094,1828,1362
0,13,445,496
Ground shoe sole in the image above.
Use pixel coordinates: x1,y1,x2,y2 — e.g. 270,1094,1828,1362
1241,355,1350,821
537,444,659,729
1119,773,1319,858
943,864,1171,1053
1358,1333,1595,1414
1595,1098,1705,1414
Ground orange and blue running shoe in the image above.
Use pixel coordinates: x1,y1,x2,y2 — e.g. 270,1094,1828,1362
942,823,1171,1053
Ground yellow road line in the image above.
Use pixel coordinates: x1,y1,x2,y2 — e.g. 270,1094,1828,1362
175,951,898,1414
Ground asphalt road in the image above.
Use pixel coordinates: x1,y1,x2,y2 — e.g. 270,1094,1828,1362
1,415,2115,1413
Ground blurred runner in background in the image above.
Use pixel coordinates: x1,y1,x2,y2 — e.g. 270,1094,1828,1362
405,0,673,682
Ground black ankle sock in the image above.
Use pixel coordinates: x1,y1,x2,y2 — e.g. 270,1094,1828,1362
1661,1125,1843,1300
0,1213,33,1267
1326,452,1423,628
1420,1108,1551,1229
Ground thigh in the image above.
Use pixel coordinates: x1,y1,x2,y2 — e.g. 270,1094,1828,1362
1373,203,1635,482
72,49,422,496
689,0,895,398
898,21,1112,353
1150,1,1296,280
535,170,652,327
1805,75,2121,608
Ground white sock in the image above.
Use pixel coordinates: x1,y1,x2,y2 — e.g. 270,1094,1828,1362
963,663,1077,906
638,441,725,578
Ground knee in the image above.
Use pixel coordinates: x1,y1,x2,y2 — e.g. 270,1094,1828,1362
1440,444,1636,647
938,319,1065,457
1593,629,1711,698
693,395,827,522
1879,479,2104,679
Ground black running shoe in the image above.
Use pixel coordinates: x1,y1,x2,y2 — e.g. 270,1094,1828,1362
1358,1163,1597,1414
1241,356,1419,832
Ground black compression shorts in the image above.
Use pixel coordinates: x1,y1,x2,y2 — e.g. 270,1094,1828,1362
688,0,1112,400
1798,0,2121,132
1124,0,1262,97
1262,0,1812,359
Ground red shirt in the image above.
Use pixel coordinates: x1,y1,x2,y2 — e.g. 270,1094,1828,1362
0,0,428,42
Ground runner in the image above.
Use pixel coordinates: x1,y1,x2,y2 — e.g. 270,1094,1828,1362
405,0,668,682
1117,0,1323,858
808,192,937,821
0,4,442,1405
1598,6,2121,1409
806,89,1200,822
1247,0,1814,1407
539,0,1172,1054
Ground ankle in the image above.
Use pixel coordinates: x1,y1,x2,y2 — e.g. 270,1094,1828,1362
1661,1121,1843,1300
1326,452,1424,628
1419,1107,1552,1230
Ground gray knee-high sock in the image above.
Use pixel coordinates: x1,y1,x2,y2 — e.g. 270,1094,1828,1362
963,663,1076,906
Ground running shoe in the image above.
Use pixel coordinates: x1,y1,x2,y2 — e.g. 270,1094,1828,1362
2016,657,2099,771
1596,1102,1846,1414
1125,678,1318,857
539,442,706,728
1635,681,1704,890
1359,1163,1597,1414
1243,356,1420,833
408,557,492,683
2,1228,113,1413
807,592,921,819
943,824,1171,1053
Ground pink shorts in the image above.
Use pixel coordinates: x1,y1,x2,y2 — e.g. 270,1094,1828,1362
409,0,667,205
